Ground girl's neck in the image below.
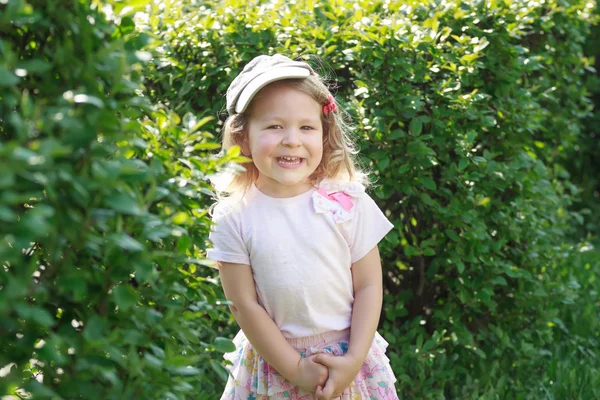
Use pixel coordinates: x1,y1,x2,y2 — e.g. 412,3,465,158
254,178,315,198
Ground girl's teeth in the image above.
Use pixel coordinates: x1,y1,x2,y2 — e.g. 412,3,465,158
278,157,301,165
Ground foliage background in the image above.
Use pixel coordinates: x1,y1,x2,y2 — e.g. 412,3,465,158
1,0,599,399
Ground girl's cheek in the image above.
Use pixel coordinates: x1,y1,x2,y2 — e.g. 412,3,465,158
260,134,281,147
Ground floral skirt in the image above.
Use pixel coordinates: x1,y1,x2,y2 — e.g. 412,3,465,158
220,328,398,400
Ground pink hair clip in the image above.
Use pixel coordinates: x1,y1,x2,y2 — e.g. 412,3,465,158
323,95,337,115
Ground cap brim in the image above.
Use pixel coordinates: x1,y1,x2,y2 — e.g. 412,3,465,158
235,66,311,113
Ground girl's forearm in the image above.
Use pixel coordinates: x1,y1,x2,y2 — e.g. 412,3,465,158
347,284,383,363
232,301,302,382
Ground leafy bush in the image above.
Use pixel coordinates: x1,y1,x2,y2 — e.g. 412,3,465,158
138,0,599,398
0,1,231,398
570,1,600,238
1,0,598,399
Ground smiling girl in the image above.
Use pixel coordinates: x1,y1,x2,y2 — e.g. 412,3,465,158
207,54,399,400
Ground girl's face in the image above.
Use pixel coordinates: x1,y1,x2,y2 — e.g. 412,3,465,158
244,82,324,198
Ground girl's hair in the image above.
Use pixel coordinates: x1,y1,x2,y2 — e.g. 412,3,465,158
211,73,370,206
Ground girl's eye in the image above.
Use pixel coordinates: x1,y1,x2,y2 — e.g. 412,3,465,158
265,125,315,130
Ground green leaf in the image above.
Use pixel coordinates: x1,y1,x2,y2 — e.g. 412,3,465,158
490,276,508,286
422,339,435,352
192,116,213,131
445,229,460,242
473,347,487,359
404,245,420,257
193,142,221,150
389,129,405,140
504,266,522,278
27,381,60,398
60,276,88,300
227,145,241,158
420,177,437,191
398,163,410,174
176,235,193,253
210,360,229,381
172,211,190,225
15,304,55,327
111,232,144,251
106,192,144,215
0,206,16,222
32,308,56,327
418,115,431,123
458,158,469,170
84,315,106,342
378,155,390,170
213,337,236,353
113,285,138,310
166,355,201,367
0,67,19,86
409,118,423,136
422,193,436,206
324,45,337,56
407,141,436,156
144,353,163,369
0,170,15,189
17,59,52,74
423,248,436,256
370,150,388,160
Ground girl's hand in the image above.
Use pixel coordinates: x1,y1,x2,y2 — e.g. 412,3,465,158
293,355,329,392
314,354,362,399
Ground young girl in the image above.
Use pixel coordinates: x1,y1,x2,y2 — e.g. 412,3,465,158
207,54,399,400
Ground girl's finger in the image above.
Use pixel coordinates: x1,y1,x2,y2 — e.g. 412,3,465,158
316,386,324,399
313,353,333,366
316,387,326,400
322,379,336,399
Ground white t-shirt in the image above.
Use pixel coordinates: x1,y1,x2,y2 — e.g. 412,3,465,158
206,179,394,338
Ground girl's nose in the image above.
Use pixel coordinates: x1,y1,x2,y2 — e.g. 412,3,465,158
281,128,302,147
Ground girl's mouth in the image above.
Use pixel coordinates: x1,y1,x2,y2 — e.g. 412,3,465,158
276,156,304,168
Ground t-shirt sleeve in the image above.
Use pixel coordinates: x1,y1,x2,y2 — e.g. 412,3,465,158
206,205,250,266
349,192,394,264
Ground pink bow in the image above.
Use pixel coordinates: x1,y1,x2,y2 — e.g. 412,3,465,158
323,95,337,115
315,188,354,211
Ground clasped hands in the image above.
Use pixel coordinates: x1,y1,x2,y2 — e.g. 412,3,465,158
295,353,362,400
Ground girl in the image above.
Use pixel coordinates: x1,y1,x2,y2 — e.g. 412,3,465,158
207,54,398,400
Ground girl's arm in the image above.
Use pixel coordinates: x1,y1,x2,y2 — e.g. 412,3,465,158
217,261,328,391
347,244,384,361
314,245,383,399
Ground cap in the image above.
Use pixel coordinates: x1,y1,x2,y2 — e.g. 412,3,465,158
226,54,314,115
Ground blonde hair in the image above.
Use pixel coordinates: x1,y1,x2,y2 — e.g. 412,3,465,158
212,74,370,205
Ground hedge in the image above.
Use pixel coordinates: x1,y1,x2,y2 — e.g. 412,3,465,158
139,0,599,397
1,0,599,399
1,1,234,398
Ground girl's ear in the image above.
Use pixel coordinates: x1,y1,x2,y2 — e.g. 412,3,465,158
240,137,251,157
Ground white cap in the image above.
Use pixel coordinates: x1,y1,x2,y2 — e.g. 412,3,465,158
235,66,310,113
226,54,314,115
